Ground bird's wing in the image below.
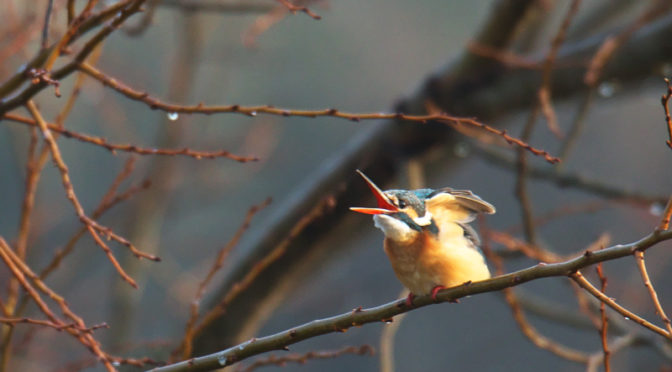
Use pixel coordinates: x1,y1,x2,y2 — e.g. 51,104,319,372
444,189,496,215
425,189,495,224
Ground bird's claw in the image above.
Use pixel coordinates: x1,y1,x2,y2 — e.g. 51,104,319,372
405,293,415,307
430,285,446,302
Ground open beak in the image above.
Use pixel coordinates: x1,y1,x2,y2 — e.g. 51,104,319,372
350,170,399,215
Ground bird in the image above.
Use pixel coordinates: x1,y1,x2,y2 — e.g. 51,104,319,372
350,169,495,306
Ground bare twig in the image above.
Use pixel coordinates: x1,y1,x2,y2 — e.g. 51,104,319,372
586,334,637,372
235,345,374,372
243,1,322,47
379,289,407,372
537,0,582,138
584,0,671,86
41,0,54,49
571,271,671,340
634,250,672,335
0,317,108,333
151,229,672,372
515,107,540,245
181,199,272,359
187,195,338,352
0,0,145,115
506,201,608,235
595,264,610,372
514,0,581,246
558,89,595,164
0,238,115,371
662,78,672,149
25,100,157,289
483,220,588,363
476,147,667,204
658,197,672,231
275,0,321,19
466,41,541,69
78,62,560,164
39,167,151,279
3,113,259,162
504,286,589,363
158,0,274,13
489,230,562,262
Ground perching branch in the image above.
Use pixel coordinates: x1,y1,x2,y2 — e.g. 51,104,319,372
150,229,672,372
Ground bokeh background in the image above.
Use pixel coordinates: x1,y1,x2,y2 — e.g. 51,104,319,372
1,0,672,371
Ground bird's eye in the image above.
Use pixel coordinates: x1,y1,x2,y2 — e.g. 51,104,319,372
397,199,407,208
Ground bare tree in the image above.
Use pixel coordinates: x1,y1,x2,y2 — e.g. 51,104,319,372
1,1,671,371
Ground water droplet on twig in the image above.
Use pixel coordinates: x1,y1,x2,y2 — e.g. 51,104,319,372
598,81,615,98
650,203,664,217
167,112,179,121
454,142,470,158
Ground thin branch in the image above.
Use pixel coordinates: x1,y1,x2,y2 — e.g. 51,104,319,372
3,113,259,162
78,62,560,164
0,238,115,371
41,0,54,49
42,0,109,71
558,89,595,164
506,201,608,235
571,271,672,340
634,250,672,335
515,106,540,245
595,264,610,372
586,334,637,372
465,41,541,69
476,147,668,204
0,317,108,333
275,0,321,19
662,78,672,149
124,0,160,36
181,198,272,359
379,289,407,372
504,286,589,362
0,0,145,115
187,195,338,351
514,0,581,247
243,1,314,47
584,0,671,87
483,221,588,363
39,169,151,280
2,166,148,365
235,345,374,372
537,0,582,138
658,196,672,231
489,230,563,262
158,0,274,13
67,0,75,24
0,0,129,100
25,101,157,289
150,229,672,372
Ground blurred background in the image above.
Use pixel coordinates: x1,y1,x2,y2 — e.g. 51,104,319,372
1,0,672,371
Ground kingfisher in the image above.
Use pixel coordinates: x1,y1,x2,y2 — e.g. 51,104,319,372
350,170,495,306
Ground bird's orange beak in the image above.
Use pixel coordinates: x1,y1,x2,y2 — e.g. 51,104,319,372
350,170,399,215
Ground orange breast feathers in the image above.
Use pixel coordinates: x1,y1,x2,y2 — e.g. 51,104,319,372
382,193,491,295
383,231,490,295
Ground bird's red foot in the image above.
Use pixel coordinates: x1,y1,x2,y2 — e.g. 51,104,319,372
430,285,446,302
405,293,416,307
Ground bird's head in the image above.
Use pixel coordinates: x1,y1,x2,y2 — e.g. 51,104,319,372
350,170,438,243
